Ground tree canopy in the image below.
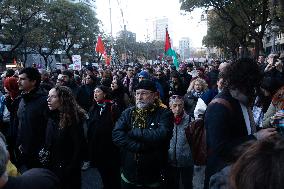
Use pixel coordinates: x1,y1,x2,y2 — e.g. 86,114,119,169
180,0,271,58
0,0,100,68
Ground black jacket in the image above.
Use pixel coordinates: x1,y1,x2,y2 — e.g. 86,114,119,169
45,111,85,189
87,101,120,167
204,90,256,178
112,106,174,185
76,84,96,111
17,89,48,167
5,95,21,139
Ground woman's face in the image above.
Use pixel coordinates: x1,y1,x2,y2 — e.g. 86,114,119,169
94,88,105,102
194,81,202,92
111,80,118,90
47,88,61,110
85,75,93,85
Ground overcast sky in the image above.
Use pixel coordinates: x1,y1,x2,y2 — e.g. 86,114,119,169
95,0,207,48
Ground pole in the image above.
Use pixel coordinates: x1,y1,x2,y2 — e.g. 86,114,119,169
109,0,113,38
272,0,277,53
109,0,115,65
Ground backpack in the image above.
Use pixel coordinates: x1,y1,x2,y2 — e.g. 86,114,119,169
185,98,233,165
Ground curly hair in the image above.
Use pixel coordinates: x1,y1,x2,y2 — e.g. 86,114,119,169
54,86,86,128
222,58,262,97
187,78,208,92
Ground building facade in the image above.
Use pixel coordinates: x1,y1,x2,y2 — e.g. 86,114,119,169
263,31,284,54
152,17,169,41
179,37,190,60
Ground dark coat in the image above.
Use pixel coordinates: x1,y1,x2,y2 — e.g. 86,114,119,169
5,95,21,139
87,101,120,167
204,90,256,179
17,89,48,168
45,111,85,189
184,91,203,117
207,69,219,89
112,106,174,185
76,84,96,111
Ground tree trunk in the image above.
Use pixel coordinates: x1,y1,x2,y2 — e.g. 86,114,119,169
66,44,73,64
43,56,49,69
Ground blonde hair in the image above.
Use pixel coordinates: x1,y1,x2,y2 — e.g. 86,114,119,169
187,78,208,92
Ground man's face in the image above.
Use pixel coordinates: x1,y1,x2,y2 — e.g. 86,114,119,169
171,77,178,83
18,73,36,92
197,70,203,76
86,70,93,76
127,68,134,77
135,89,156,109
155,72,163,79
170,99,184,116
85,75,93,85
138,76,146,82
56,74,69,86
41,74,48,81
258,56,265,64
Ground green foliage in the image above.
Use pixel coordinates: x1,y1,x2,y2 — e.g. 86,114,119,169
113,39,164,62
181,0,271,58
46,0,99,62
0,0,100,66
0,0,45,53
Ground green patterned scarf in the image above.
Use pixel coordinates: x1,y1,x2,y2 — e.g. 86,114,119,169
132,100,159,129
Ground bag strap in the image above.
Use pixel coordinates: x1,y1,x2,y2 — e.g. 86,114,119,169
209,98,233,113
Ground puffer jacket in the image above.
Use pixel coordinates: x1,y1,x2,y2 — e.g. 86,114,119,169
112,106,174,185
168,113,193,167
17,89,48,164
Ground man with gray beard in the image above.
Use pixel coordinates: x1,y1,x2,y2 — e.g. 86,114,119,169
112,79,174,189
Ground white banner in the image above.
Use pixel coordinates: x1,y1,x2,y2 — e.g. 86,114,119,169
72,55,81,70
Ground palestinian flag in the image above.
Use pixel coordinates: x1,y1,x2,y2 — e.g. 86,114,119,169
164,28,179,68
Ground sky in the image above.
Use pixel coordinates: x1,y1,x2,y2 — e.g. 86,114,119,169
95,0,207,48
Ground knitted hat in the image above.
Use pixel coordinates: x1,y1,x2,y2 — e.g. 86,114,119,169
138,71,150,79
135,79,157,92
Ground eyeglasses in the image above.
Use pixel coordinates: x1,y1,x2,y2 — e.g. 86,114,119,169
170,95,183,100
156,74,162,76
127,69,133,72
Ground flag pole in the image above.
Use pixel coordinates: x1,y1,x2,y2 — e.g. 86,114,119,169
109,0,114,65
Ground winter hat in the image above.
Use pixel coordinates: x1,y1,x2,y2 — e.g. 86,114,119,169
138,71,150,79
135,79,157,92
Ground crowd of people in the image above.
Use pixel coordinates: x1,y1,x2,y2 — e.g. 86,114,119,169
0,54,283,189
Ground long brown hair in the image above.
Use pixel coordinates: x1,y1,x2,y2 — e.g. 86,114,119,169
272,86,284,110
54,86,86,128
230,136,284,189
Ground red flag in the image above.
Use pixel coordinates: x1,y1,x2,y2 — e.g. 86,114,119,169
95,36,105,54
164,28,171,52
